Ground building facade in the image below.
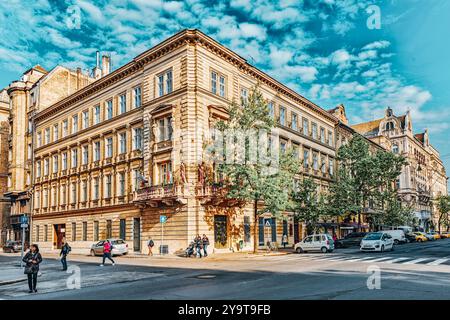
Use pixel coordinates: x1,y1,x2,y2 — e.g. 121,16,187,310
4,65,93,243
0,89,10,245
31,29,339,254
352,107,448,230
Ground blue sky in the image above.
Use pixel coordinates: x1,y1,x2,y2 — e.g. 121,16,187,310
0,0,449,173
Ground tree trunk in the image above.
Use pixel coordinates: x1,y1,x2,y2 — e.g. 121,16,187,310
253,198,258,253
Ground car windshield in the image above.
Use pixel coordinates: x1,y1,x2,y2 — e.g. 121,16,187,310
112,240,124,245
363,233,382,240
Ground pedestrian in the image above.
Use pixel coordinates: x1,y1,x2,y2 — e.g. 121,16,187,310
100,240,115,266
282,234,288,248
332,233,338,242
147,237,155,256
195,235,203,258
60,239,71,271
202,234,210,257
23,244,42,293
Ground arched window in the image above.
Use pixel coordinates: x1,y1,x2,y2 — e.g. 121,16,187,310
385,121,395,131
392,144,399,154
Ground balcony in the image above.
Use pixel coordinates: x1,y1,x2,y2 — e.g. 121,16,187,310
195,183,243,206
92,161,100,169
154,140,173,153
116,153,127,163
81,164,89,172
134,184,187,207
130,149,143,160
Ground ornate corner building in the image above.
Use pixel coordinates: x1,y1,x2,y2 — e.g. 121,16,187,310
0,89,10,245
352,107,448,230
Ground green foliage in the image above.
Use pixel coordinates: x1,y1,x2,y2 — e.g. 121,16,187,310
437,195,450,231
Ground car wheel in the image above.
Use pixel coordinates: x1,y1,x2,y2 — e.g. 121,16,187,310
90,249,96,256
394,239,399,245
321,247,328,253
381,245,385,253
296,247,303,254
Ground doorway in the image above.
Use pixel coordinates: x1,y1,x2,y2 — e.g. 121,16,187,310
53,224,66,249
214,215,228,249
133,218,141,252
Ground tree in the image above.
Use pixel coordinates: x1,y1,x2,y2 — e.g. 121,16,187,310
436,195,450,232
291,178,328,235
329,135,406,230
214,85,300,252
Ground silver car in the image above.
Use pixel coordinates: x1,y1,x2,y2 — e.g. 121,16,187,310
90,239,129,256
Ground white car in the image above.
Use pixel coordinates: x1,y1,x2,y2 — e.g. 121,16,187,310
295,234,334,253
360,232,394,252
90,239,129,256
382,229,406,244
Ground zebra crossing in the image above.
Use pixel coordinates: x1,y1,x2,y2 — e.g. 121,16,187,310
249,253,450,266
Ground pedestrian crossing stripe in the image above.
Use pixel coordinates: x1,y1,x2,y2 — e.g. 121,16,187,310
383,257,410,264
426,258,449,266
402,258,430,264
361,257,394,263
346,256,376,262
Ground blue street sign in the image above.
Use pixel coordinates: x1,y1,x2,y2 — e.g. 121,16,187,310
160,215,167,224
21,215,28,224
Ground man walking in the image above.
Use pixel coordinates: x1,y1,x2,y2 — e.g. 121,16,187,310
202,234,210,257
60,239,71,271
100,240,115,266
147,237,154,256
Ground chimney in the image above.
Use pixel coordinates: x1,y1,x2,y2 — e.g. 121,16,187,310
101,54,110,77
92,50,102,79
76,67,82,89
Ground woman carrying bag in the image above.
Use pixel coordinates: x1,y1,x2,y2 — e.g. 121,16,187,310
23,244,42,293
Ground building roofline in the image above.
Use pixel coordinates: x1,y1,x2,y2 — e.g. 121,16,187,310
34,29,338,124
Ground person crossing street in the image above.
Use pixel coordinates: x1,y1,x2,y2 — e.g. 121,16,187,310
100,240,115,266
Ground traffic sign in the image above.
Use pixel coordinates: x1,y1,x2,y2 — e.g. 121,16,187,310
265,220,271,227
20,224,28,228
21,215,28,224
160,215,167,224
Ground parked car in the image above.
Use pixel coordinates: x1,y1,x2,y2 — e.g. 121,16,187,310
2,240,22,253
294,234,334,253
90,239,129,256
360,232,394,252
414,232,434,241
334,232,367,248
395,226,413,234
412,232,428,242
404,233,417,243
382,229,406,244
429,231,441,240
439,232,450,238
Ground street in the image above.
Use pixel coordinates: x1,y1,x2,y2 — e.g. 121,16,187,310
1,239,450,300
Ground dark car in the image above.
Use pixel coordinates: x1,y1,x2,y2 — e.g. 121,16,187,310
335,232,367,248
2,241,22,253
404,232,416,243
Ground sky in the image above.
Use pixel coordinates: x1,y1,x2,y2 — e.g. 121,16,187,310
0,0,449,174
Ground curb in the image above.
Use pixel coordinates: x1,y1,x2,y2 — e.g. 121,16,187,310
0,278,26,286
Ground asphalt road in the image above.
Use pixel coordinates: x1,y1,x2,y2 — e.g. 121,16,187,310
1,239,450,300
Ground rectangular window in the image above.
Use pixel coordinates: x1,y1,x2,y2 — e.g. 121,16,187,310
303,149,309,168
93,177,99,200
106,220,112,239
158,74,164,97
291,113,298,131
94,105,101,124
62,152,67,170
36,161,41,178
44,158,49,176
37,132,42,148
45,128,50,144
71,183,76,203
44,225,48,242
166,70,173,94
211,71,226,97
94,221,99,241
82,222,87,241
241,88,248,102
82,145,89,165
94,141,100,161
119,94,126,114
320,127,325,143
36,225,40,242
313,153,318,171
82,110,89,129
321,156,326,173
303,118,309,136
106,100,113,120
61,185,66,205
53,155,58,173
72,115,78,134
268,102,274,119
211,72,217,95
82,180,87,202
133,169,140,191
312,123,318,139
52,188,57,206
35,191,40,209
133,128,143,151
72,222,76,241
43,189,48,207
279,107,286,126
329,159,334,176
158,70,173,97
105,175,112,198
63,120,68,137
71,148,78,168
159,162,173,185
120,219,126,240
280,140,286,154
219,75,225,97
119,172,125,196
328,131,333,147
27,144,31,160
119,132,127,154
134,86,142,108
53,124,59,141
105,137,113,158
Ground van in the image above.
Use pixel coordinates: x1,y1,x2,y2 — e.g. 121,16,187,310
395,226,413,234
383,229,406,244
294,234,334,253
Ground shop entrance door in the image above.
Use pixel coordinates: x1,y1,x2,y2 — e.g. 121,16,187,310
53,224,66,249
214,215,228,249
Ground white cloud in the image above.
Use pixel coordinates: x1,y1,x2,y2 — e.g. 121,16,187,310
362,40,391,50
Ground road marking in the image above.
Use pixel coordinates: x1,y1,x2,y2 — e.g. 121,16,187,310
361,256,394,263
402,258,430,265
346,256,376,262
426,258,450,266
383,257,410,264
